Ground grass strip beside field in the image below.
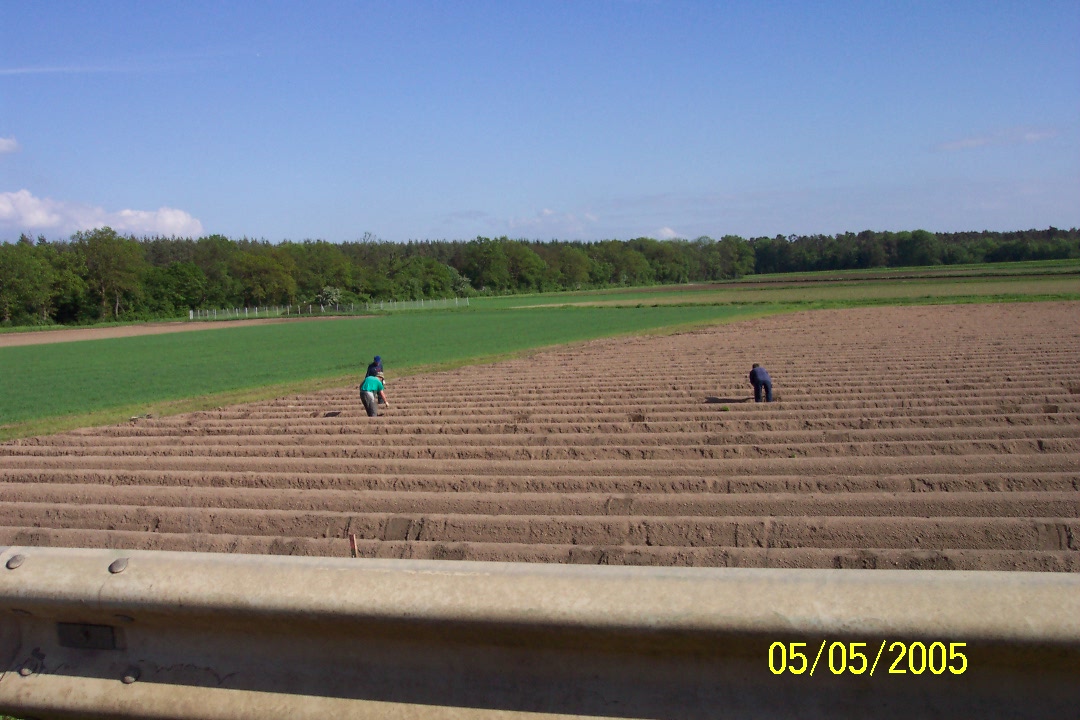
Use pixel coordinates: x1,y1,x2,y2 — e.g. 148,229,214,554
0,304,778,439
476,274,1080,309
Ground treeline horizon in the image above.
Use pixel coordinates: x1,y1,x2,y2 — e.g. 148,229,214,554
1,226,1077,327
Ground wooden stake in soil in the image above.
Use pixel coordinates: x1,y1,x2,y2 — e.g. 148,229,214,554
349,533,358,559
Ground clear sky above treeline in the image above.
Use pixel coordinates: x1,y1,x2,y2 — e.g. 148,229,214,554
1,1,1077,243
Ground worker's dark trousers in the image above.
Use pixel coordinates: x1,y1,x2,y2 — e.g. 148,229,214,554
754,381,773,403
360,391,379,417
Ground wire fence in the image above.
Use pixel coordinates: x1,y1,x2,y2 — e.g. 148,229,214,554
187,296,470,321
362,297,471,312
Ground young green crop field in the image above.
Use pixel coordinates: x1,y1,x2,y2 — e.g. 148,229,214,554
1,260,1077,440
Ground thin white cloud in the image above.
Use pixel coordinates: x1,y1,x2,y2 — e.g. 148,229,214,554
936,127,1059,152
656,227,680,240
0,65,129,76
0,137,19,154
0,49,243,77
506,207,599,238
442,210,489,223
939,136,992,151
434,206,601,240
0,189,204,237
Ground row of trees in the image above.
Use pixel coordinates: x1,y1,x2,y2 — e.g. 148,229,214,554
749,228,1079,274
0,227,1077,326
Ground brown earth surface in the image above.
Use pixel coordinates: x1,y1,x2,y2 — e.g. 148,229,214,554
2,303,1078,570
0,315,353,347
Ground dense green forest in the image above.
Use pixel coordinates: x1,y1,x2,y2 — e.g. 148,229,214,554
0,227,1077,327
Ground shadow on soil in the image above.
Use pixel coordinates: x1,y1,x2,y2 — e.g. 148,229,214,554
704,396,753,404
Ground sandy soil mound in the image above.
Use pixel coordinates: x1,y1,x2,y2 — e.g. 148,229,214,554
2,303,1078,570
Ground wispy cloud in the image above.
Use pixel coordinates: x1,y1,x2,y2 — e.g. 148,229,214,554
506,207,599,238
0,64,132,76
435,206,601,239
936,127,1059,152
441,210,490,224
0,48,240,77
0,189,204,237
436,203,702,241
0,137,19,154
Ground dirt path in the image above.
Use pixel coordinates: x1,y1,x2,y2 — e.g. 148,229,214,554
2,302,1078,570
0,316,354,348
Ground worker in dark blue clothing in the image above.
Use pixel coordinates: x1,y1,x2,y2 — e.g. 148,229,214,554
366,355,382,378
749,363,773,403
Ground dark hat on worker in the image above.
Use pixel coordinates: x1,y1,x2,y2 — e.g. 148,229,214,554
374,355,381,363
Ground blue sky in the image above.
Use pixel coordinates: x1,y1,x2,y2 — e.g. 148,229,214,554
1,1,1077,243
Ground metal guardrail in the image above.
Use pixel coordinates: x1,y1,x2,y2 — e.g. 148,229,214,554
1,546,1077,719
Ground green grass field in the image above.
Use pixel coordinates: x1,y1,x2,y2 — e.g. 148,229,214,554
2,260,1078,440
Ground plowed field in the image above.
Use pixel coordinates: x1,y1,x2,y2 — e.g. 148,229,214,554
2,303,1079,571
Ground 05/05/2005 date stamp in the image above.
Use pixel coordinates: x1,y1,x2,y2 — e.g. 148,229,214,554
769,641,968,677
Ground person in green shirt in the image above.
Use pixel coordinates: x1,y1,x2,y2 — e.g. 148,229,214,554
359,371,389,417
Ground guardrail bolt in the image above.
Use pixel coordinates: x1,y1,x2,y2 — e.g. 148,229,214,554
122,667,140,684
108,558,129,574
5,554,26,570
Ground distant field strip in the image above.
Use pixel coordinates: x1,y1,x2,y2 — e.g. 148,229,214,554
486,274,1080,309
744,258,1080,282
0,304,772,435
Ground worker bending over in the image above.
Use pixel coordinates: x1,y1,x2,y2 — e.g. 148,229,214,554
749,363,774,403
360,371,389,417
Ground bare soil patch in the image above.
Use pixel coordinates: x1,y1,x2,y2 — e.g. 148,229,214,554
0,315,355,347
2,302,1078,571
